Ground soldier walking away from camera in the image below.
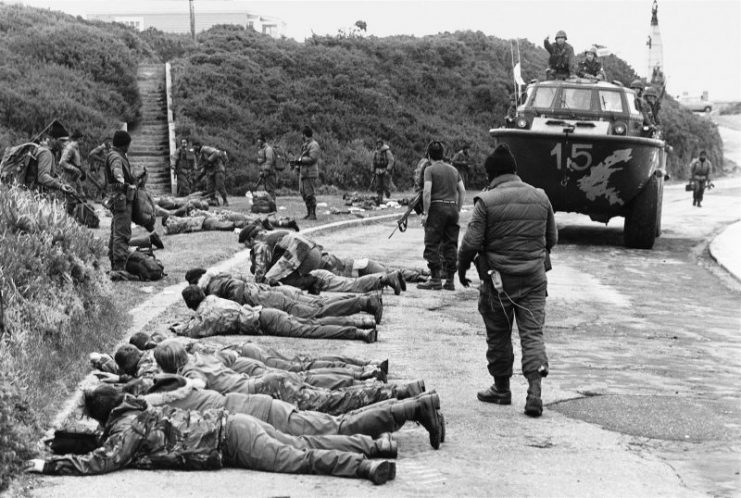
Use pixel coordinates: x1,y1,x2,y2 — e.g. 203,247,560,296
544,30,575,80
372,138,394,205
193,142,229,206
59,130,85,198
256,135,277,199
450,145,470,188
417,141,466,291
690,150,712,207
105,131,137,272
458,144,557,417
293,126,320,220
577,47,606,80
173,138,195,197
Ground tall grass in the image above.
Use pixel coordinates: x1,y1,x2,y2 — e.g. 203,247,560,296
0,187,127,491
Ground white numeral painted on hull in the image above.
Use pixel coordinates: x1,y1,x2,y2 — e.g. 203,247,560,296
550,143,594,171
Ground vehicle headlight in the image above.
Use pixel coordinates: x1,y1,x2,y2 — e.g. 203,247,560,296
516,117,529,129
613,122,627,135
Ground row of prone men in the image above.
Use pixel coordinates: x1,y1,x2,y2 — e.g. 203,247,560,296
29,226,437,486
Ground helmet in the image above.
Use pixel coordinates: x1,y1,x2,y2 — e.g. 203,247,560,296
630,79,644,90
585,46,597,56
555,30,567,40
643,86,659,98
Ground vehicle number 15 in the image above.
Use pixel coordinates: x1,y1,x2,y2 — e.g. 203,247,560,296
550,143,593,171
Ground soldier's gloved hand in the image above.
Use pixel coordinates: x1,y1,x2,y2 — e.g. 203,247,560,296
458,270,471,288
24,459,45,473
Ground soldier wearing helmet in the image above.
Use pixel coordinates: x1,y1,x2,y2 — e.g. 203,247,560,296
544,30,575,80
643,86,662,125
576,46,606,80
630,80,655,129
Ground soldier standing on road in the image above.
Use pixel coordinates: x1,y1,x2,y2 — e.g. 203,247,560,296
173,138,195,197
690,150,713,207
458,144,557,417
193,142,229,206
544,30,575,80
417,141,466,291
256,135,277,199
372,138,394,205
291,126,321,220
105,130,137,273
450,145,470,188
59,129,85,198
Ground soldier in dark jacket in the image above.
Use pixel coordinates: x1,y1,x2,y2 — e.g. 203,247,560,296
26,384,397,484
256,135,278,199
105,131,137,272
544,30,575,80
458,144,557,418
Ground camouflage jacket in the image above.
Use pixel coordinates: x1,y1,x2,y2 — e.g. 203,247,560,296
163,214,207,234
257,144,276,173
544,39,575,74
690,159,712,180
298,139,320,178
172,295,262,338
198,146,226,173
252,231,321,284
42,396,227,475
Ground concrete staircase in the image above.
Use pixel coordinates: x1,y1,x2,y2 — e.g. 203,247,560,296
128,64,171,195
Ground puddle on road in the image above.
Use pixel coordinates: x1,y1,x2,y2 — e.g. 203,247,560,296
550,394,740,442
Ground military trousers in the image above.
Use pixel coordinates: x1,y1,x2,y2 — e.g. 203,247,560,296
108,193,133,270
259,308,364,341
222,414,368,478
262,171,277,199
246,373,397,415
423,203,460,276
309,269,384,293
477,274,549,379
229,343,374,373
248,289,374,321
299,176,316,209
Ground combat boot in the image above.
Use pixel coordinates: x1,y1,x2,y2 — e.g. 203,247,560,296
394,380,425,399
373,433,398,459
307,205,317,220
442,271,455,291
274,218,300,231
302,204,312,220
381,271,403,295
365,295,383,324
524,374,543,417
414,393,443,449
357,460,396,485
477,376,512,405
417,269,442,290
149,232,165,250
357,328,377,344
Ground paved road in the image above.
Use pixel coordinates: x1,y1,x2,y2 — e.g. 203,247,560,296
34,179,741,497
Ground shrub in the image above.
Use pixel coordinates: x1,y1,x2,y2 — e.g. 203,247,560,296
0,186,126,490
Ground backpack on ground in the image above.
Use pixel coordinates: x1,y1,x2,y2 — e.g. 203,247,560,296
125,249,166,281
250,191,276,213
73,202,100,229
0,143,39,186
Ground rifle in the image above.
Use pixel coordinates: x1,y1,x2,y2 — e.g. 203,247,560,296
388,192,421,239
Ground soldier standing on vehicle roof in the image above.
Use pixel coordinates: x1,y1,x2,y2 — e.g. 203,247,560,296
577,47,606,80
544,30,575,80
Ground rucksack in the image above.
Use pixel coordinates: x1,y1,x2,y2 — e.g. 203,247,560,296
126,249,166,281
250,191,276,213
0,143,39,186
132,188,156,232
272,146,287,171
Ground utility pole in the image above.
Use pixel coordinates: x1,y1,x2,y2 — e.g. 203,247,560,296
189,0,196,41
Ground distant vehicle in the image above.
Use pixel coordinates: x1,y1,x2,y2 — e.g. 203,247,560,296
491,78,667,249
678,92,712,113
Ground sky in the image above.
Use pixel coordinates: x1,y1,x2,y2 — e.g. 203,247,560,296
11,0,741,100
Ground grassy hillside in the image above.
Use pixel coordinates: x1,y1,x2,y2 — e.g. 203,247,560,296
0,3,154,149
170,26,722,191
